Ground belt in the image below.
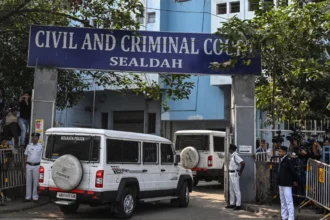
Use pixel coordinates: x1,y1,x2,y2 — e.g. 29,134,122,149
26,162,40,166
229,170,240,173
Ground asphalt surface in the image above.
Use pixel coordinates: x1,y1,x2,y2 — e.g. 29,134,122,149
0,182,269,220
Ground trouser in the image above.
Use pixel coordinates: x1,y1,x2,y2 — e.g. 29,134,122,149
279,186,294,220
2,123,20,147
18,118,29,146
296,173,306,204
229,172,241,206
25,164,39,200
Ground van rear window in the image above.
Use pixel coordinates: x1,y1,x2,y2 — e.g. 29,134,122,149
175,135,209,151
45,135,100,161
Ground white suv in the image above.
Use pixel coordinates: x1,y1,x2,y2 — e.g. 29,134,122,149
39,128,193,219
174,130,226,187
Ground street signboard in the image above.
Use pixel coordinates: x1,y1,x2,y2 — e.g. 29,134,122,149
28,25,261,75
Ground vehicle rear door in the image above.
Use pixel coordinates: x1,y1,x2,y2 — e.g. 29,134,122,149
45,134,100,191
175,134,210,168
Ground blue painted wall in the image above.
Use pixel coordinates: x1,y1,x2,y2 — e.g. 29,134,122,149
160,0,226,121
160,0,211,33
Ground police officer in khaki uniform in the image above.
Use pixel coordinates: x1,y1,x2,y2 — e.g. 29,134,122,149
24,133,43,203
225,144,246,210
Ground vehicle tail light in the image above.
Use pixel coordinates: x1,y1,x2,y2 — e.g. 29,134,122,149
95,170,104,188
208,156,213,167
39,166,44,183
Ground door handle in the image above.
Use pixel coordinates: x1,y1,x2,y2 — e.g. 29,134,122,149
161,169,166,172
142,169,148,173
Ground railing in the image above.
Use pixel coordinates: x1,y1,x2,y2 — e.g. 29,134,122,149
255,152,269,162
299,159,330,220
0,148,26,191
268,156,307,204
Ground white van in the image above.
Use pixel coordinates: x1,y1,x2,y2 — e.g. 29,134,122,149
174,130,226,187
39,128,193,219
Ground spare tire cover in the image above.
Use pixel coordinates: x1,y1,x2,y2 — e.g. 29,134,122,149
51,154,83,191
180,146,200,169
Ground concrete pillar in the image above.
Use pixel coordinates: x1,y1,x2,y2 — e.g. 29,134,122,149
31,68,58,142
231,75,256,203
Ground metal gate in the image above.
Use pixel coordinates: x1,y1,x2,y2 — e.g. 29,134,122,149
256,119,329,158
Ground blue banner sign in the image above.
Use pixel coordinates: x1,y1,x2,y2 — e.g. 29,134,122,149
28,25,261,75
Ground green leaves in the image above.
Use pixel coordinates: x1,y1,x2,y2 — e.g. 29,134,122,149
214,0,330,121
0,0,194,111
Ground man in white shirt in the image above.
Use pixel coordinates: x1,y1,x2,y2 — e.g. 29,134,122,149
225,144,246,210
24,133,43,203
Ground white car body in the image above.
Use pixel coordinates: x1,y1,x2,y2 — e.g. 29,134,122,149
39,128,193,219
174,130,226,186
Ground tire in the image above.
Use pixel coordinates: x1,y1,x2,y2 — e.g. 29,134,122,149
116,188,136,219
178,182,190,208
180,147,200,169
59,204,79,214
51,154,83,191
193,178,199,187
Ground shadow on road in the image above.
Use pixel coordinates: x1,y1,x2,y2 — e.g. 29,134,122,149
2,183,263,219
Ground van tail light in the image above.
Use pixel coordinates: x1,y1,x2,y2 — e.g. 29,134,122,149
95,170,104,188
208,156,213,167
39,166,44,183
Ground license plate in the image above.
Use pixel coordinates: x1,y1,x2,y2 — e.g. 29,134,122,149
56,192,77,200
192,171,197,175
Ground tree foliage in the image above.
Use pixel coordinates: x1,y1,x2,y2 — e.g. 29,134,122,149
213,1,330,123
0,0,194,110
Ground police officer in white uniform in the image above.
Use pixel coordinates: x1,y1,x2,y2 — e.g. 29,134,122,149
225,144,245,210
24,133,43,203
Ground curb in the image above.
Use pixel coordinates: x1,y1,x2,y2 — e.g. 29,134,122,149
0,199,50,214
242,204,325,220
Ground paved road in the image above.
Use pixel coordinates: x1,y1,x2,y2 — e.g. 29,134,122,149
1,182,267,220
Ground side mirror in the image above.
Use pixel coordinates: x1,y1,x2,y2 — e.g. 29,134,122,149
174,154,181,166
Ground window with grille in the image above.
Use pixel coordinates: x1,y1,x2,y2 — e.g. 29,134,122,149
147,12,156,23
216,3,227,14
230,2,240,13
137,16,144,24
249,0,259,11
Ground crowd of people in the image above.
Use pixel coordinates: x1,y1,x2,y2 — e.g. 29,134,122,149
0,88,32,205
0,88,32,149
256,131,330,218
256,132,329,165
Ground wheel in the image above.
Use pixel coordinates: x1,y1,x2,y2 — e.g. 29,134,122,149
116,188,136,219
51,154,83,191
193,178,199,187
178,182,190,208
59,204,79,214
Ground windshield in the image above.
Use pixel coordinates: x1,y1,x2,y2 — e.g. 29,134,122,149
45,135,100,161
175,135,209,151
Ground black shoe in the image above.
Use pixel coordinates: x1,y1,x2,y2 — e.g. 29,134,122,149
23,199,31,202
33,200,39,203
225,205,236,209
233,206,241,210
